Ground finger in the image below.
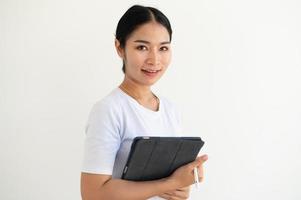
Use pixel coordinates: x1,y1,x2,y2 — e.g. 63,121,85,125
161,194,185,200
198,164,204,182
169,195,187,200
176,186,190,192
189,155,208,169
167,189,190,199
168,197,182,200
195,155,208,165
158,193,171,199
199,154,208,163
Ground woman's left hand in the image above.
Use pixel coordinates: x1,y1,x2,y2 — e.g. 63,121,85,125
158,186,190,200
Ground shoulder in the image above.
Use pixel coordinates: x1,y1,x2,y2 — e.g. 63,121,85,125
92,88,123,110
88,88,124,122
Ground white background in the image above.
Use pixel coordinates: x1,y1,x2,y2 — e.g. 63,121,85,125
1,0,300,199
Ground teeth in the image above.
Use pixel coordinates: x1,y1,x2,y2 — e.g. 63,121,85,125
143,69,159,73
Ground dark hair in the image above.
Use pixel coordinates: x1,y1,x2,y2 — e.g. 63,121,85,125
115,5,173,73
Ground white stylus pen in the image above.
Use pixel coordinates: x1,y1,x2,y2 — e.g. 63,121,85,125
194,167,199,189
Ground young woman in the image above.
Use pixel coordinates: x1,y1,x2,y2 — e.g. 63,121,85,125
81,5,208,200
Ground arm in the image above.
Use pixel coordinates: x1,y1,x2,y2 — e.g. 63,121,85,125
81,173,176,200
158,186,190,200
81,155,208,200
158,154,207,200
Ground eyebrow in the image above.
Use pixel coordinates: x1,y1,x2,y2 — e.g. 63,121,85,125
134,40,171,45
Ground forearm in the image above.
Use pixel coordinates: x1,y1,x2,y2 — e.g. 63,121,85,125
81,155,208,200
98,178,176,200
82,177,177,200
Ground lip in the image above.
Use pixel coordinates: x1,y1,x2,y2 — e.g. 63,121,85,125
141,69,161,77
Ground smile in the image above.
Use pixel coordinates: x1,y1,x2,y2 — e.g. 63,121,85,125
141,69,161,77
141,69,161,73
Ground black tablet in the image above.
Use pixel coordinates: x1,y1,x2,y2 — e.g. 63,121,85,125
121,136,205,181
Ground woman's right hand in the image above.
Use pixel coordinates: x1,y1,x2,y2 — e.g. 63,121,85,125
167,154,208,189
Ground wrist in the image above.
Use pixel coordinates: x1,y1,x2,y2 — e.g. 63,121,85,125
162,177,180,191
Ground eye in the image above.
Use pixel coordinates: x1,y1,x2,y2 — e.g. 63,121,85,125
160,46,169,51
136,45,148,51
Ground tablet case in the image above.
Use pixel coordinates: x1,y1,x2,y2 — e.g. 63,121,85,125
121,136,204,181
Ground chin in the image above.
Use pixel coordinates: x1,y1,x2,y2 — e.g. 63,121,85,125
141,79,158,87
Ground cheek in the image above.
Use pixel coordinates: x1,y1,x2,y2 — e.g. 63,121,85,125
126,51,145,67
162,53,172,67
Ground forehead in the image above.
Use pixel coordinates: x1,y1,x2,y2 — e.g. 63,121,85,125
127,22,170,44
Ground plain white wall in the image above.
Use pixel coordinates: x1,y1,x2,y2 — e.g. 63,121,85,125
1,0,300,199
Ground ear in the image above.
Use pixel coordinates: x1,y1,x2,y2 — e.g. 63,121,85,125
115,39,125,58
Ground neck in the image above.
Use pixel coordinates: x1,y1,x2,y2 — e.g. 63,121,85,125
119,76,160,112
119,77,153,101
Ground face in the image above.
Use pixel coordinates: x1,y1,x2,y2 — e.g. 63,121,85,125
116,21,172,86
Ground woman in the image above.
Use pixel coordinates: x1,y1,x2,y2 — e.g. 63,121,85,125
81,5,208,200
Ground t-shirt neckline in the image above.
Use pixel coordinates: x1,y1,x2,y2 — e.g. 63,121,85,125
116,87,162,114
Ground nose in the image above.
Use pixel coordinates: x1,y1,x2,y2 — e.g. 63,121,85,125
146,49,160,66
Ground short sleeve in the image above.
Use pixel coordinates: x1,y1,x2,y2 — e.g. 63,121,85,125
81,101,121,175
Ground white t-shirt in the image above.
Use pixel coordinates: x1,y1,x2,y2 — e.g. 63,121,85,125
82,88,182,199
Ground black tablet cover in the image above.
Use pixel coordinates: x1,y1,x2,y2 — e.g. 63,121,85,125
121,137,205,181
